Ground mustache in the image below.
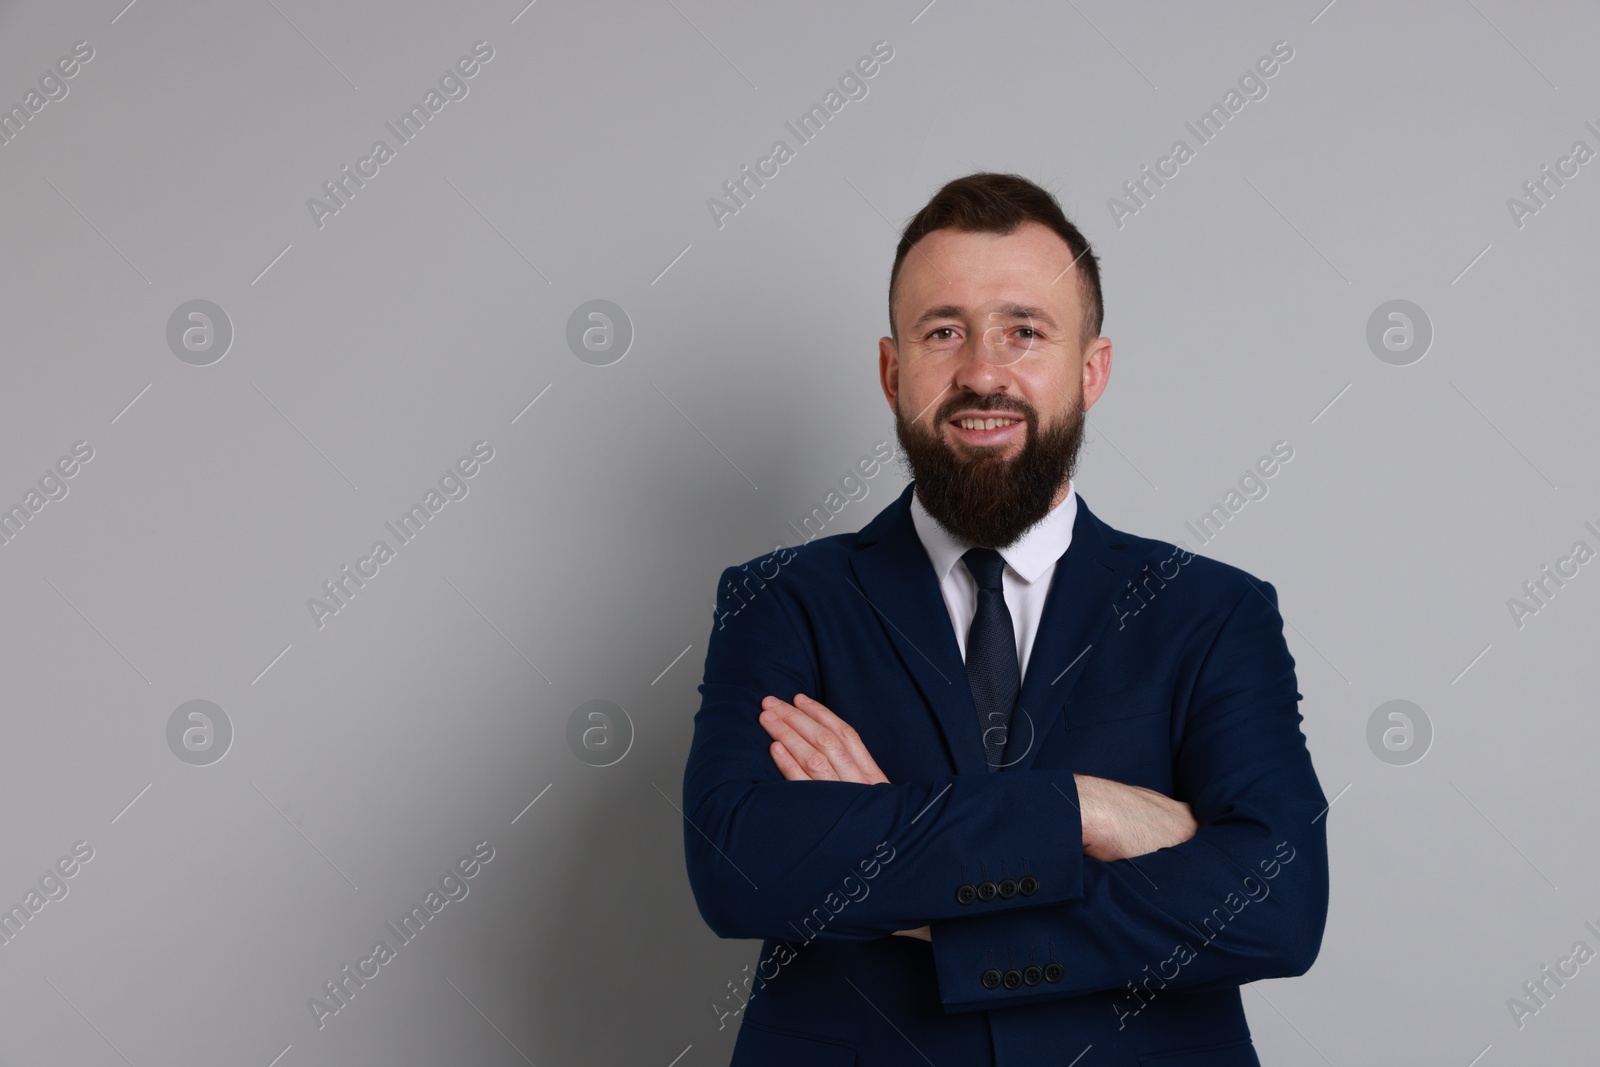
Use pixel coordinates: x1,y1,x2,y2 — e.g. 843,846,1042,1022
935,394,1037,423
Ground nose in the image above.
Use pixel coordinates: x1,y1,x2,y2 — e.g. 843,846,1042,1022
952,341,1013,395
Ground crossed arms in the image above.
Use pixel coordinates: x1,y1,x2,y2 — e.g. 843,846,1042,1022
757,691,1203,943
682,569,1329,1012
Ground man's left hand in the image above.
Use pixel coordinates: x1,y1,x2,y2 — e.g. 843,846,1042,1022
759,693,889,785
759,694,929,942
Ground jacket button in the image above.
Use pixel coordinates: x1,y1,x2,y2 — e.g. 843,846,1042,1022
1023,965,1043,986
976,880,998,902
981,968,1003,990
955,883,977,905
1044,962,1064,983
1018,875,1039,896
997,878,1018,899
1002,969,1023,990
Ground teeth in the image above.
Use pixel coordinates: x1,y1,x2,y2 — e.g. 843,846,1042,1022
959,417,1018,430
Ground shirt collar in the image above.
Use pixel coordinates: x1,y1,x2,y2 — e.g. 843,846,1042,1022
909,479,1078,586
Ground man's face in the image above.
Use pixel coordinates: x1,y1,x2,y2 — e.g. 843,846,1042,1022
880,221,1112,548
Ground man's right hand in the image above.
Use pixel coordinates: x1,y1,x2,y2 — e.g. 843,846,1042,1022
1074,775,1198,861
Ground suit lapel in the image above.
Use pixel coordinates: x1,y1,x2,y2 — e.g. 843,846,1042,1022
1003,495,1142,773
848,484,1143,776
849,484,988,776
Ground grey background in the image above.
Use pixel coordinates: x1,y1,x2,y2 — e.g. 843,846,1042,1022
1,0,1595,1063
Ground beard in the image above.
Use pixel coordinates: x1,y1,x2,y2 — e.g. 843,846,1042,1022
895,391,1084,549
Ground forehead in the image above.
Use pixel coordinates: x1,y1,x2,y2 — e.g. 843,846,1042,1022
896,222,1080,326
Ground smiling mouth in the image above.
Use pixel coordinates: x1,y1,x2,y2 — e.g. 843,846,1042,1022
947,413,1026,446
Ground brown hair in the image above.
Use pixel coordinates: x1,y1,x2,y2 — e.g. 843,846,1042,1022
888,172,1103,350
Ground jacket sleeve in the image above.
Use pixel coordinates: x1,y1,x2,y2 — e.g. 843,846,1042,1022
927,580,1329,1014
682,562,1088,942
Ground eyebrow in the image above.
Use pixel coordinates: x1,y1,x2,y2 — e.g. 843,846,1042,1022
910,302,1060,332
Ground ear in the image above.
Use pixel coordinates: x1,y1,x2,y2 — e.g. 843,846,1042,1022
1080,336,1112,413
879,335,899,413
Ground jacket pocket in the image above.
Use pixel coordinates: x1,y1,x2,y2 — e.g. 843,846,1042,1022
730,1018,858,1066
1139,1037,1260,1066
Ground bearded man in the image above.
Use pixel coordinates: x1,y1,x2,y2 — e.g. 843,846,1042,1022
682,172,1328,1067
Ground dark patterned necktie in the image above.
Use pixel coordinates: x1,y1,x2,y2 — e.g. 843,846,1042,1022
961,547,1019,771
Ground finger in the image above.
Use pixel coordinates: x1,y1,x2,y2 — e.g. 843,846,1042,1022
793,694,889,784
768,741,810,782
781,694,877,784
759,700,837,781
769,696,857,780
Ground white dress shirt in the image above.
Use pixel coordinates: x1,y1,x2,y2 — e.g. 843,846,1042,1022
908,481,1078,681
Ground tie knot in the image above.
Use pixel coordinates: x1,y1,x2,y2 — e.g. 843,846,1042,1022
961,547,1008,592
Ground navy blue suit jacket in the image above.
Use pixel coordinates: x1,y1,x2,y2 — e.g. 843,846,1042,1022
682,483,1328,1066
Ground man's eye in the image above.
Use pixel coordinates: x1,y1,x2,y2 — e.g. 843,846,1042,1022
1016,327,1039,339
927,327,957,341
